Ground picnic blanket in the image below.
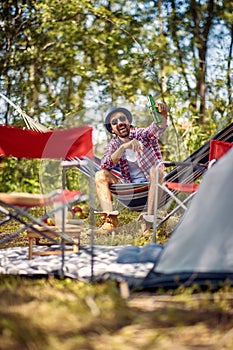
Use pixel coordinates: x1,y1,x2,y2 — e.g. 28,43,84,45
0,244,163,288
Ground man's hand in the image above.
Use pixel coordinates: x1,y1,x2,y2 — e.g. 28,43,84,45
123,139,144,152
156,102,167,118
156,102,167,127
111,139,143,164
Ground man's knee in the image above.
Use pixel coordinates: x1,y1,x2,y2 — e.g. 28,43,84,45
95,169,120,186
95,169,109,183
149,165,164,183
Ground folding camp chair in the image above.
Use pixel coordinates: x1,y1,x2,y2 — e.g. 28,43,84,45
151,139,233,241
0,124,94,260
0,190,89,259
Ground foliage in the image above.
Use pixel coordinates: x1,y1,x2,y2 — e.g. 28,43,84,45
1,0,232,123
0,158,41,193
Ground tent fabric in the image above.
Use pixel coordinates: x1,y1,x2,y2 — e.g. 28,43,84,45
0,124,93,159
154,146,233,275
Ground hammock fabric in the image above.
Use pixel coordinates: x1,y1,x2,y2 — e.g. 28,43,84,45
0,124,93,159
75,122,233,211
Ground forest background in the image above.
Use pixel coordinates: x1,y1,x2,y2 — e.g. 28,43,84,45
0,0,232,194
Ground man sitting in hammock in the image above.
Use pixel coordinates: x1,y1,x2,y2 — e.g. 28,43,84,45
95,103,168,234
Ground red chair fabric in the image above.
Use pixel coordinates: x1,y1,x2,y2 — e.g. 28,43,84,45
166,182,199,194
209,139,232,161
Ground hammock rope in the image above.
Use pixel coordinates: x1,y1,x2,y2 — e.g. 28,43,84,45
0,93,48,132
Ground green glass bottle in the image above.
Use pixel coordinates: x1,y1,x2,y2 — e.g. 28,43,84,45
148,95,163,124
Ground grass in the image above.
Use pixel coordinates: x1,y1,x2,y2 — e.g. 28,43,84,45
1,206,233,349
1,277,233,350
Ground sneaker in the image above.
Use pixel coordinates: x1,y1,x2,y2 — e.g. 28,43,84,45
95,212,118,234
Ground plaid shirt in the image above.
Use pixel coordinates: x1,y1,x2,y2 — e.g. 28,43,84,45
101,122,167,183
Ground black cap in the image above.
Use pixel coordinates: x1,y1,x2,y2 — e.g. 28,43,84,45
104,107,133,133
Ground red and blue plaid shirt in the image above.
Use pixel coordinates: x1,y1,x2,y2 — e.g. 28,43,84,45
101,122,167,183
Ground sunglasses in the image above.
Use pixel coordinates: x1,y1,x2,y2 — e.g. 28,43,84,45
111,115,127,125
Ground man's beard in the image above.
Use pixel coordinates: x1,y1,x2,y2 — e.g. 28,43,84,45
116,124,130,138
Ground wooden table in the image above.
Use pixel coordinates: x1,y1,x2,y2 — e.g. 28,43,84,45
26,224,82,259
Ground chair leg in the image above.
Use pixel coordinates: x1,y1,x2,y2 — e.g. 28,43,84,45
152,163,163,242
28,237,33,260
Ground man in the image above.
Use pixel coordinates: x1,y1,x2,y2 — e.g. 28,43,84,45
95,103,168,233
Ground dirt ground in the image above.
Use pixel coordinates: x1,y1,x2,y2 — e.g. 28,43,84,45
123,291,233,350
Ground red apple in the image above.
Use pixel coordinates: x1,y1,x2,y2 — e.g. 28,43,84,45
71,205,83,214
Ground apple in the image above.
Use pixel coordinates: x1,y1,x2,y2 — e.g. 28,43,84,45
43,217,55,226
71,205,83,215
